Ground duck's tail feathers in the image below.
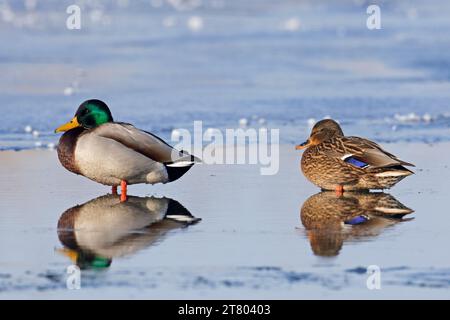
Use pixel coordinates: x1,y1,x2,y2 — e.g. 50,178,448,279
374,206,414,214
164,162,193,182
396,158,415,167
166,150,202,166
165,199,201,224
164,151,201,182
375,165,414,177
373,194,414,218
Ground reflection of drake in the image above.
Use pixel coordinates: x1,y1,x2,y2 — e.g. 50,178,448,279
300,192,413,257
57,195,200,269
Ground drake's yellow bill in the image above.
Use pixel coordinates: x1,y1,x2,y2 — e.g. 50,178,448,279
55,117,80,133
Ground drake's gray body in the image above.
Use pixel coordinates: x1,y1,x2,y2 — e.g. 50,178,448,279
57,122,196,186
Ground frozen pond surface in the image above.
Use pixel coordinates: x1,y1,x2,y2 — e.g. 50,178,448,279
0,145,449,299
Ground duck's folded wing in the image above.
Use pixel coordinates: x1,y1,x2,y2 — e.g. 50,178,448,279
325,137,414,169
95,123,197,164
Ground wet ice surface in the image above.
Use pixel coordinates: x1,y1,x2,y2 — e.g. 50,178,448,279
2,267,450,299
0,145,449,299
1,0,450,150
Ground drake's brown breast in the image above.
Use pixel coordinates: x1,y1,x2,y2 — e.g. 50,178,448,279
57,127,85,175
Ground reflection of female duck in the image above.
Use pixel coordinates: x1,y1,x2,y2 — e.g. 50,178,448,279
300,192,413,257
57,195,200,269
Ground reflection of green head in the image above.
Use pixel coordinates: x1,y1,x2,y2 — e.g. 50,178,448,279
57,248,112,270
77,252,112,270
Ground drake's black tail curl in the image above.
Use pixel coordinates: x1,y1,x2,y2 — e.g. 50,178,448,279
164,163,194,182
165,199,201,224
164,151,200,182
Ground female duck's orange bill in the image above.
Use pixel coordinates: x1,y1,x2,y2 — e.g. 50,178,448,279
295,140,310,150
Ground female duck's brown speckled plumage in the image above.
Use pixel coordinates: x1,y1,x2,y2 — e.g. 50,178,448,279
296,119,415,191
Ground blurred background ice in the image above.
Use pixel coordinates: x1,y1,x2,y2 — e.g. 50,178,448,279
1,0,450,150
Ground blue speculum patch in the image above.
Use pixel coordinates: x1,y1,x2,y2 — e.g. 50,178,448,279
344,157,368,168
345,215,369,225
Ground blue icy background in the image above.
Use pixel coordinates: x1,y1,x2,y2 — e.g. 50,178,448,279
0,0,449,150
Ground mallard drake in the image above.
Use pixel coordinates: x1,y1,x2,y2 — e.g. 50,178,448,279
296,119,414,192
55,99,199,201
57,195,200,269
300,191,413,256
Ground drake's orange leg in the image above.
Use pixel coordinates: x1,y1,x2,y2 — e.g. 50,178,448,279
112,185,117,195
335,185,344,196
120,180,127,202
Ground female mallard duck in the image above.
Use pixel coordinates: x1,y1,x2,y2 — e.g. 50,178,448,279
55,99,199,201
296,119,414,192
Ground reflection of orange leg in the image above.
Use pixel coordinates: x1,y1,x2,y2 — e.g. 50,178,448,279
112,185,117,195
120,180,127,202
335,185,344,196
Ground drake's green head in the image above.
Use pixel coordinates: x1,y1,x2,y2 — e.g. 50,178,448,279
55,99,114,133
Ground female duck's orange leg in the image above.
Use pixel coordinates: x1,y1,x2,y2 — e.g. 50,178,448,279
112,185,117,195
120,180,128,202
335,185,344,196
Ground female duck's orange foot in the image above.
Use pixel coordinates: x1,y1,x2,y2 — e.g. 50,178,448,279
112,185,117,195
335,185,344,196
120,180,128,202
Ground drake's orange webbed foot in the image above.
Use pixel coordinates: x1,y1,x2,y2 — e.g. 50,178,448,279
120,180,127,202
